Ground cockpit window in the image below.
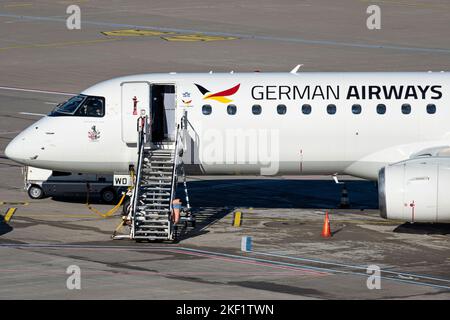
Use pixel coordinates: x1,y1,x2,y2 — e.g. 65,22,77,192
75,96,105,117
49,95,105,117
51,95,86,115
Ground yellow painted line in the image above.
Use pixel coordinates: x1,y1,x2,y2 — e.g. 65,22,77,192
0,201,29,206
102,29,175,37
101,29,238,42
4,208,17,223
0,38,120,52
161,34,238,42
232,211,242,227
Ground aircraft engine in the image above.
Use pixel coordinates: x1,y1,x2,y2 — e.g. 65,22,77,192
378,157,450,222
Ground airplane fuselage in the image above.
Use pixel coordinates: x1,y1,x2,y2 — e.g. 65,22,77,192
6,72,450,180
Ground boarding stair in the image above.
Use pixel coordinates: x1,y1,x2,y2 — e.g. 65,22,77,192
115,112,193,242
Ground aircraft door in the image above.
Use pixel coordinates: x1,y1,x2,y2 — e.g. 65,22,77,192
150,84,176,142
121,82,150,144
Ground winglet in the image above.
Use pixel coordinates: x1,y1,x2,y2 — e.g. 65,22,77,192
290,64,303,74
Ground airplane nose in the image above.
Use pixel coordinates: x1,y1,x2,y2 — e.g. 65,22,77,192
5,136,28,164
5,138,19,161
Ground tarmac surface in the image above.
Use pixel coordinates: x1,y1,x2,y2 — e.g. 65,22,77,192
1,0,450,299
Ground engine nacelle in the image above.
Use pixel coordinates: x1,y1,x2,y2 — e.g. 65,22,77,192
379,157,450,222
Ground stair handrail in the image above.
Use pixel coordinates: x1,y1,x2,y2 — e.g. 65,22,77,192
169,125,181,206
130,115,147,237
168,116,187,229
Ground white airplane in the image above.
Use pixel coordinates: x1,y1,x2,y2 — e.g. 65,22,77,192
5,69,450,223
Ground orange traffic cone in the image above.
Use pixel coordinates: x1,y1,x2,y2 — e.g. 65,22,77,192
321,212,332,238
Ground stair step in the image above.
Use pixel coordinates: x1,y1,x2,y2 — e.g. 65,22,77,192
139,220,170,224
136,215,168,221
142,171,172,175
149,153,174,156
144,171,173,174
147,153,174,156
136,212,169,217
138,203,170,208
137,205,170,209
133,235,170,240
141,192,171,197
140,207,170,211
137,208,170,212
134,230,169,235
137,224,169,233
140,182,172,186
140,194,171,199
135,217,169,222
143,165,173,169
144,172,173,175
140,187,171,191
141,203,170,207
139,198,170,205
148,160,173,164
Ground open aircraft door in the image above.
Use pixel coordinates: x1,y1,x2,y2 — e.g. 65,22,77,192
121,82,150,144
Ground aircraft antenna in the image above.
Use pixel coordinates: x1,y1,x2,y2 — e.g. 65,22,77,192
290,64,303,74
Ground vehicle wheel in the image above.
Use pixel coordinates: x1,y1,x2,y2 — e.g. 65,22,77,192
28,185,44,199
122,197,131,216
100,188,116,204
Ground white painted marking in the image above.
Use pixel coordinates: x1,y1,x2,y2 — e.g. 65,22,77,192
44,102,58,105
19,112,46,117
0,130,20,135
0,86,74,96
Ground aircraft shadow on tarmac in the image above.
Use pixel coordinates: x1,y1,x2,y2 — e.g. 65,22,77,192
394,222,450,235
0,221,13,236
51,195,111,205
180,179,379,210
173,179,379,242
50,179,380,209
48,179,381,242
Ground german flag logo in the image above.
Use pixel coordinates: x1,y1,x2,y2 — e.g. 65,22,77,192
195,83,240,104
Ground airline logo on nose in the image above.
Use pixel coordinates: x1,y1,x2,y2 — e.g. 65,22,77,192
195,83,240,103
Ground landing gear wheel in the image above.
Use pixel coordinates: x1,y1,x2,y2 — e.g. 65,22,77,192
100,188,116,204
28,185,44,199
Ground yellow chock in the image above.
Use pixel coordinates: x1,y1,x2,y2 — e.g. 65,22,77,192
4,208,17,223
233,211,242,227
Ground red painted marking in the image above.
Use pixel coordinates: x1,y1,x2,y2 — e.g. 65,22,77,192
206,83,240,98
410,200,415,222
132,96,138,115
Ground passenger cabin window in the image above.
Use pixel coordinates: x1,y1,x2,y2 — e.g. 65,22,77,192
277,104,287,115
377,104,386,115
49,94,105,117
252,105,262,115
227,104,237,115
352,104,362,114
327,104,337,115
402,103,411,114
202,104,212,115
427,104,436,114
302,104,312,115
75,96,105,117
